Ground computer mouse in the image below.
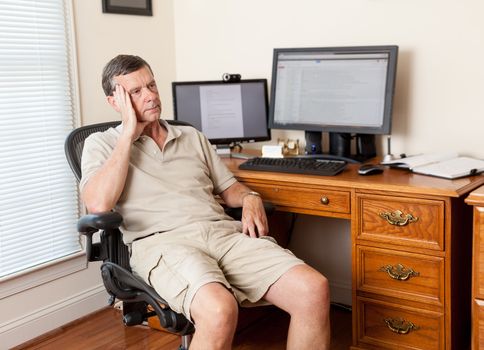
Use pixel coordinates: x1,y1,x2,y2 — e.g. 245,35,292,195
358,164,384,175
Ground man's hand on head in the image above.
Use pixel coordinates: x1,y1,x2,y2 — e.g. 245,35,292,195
114,84,149,143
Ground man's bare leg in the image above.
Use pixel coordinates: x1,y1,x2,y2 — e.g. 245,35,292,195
263,264,331,350
189,282,238,350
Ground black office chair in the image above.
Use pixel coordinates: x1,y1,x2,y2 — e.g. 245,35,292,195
64,120,273,350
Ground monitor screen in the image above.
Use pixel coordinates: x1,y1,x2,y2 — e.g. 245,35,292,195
268,46,398,135
172,79,270,145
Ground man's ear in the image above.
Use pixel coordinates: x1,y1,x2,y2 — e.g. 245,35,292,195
107,95,121,113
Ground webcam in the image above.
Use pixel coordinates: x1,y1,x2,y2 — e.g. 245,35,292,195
222,73,241,82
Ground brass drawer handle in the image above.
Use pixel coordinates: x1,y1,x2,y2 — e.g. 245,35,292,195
384,318,419,334
379,210,418,226
320,196,329,205
379,264,420,281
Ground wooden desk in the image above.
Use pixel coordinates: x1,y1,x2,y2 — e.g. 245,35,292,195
225,157,484,350
465,186,484,350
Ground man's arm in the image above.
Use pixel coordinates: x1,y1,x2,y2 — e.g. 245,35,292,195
82,85,148,213
219,181,269,238
81,135,132,213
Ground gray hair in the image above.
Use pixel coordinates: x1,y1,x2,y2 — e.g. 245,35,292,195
101,55,153,96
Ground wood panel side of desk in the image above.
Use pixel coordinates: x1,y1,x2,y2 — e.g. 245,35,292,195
466,186,484,350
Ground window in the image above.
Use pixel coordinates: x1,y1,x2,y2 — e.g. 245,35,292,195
0,0,81,283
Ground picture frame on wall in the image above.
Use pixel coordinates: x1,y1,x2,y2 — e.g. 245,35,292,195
102,0,152,16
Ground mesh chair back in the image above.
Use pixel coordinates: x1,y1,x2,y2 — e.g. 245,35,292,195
65,121,121,181
65,121,126,267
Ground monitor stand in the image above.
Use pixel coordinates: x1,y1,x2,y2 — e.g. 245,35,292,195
303,130,358,162
301,131,377,163
329,132,377,162
329,132,352,158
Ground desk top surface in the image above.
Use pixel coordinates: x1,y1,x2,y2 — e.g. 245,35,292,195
224,157,484,198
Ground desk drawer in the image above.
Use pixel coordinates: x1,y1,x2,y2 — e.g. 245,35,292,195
356,297,443,350
247,183,350,215
357,194,444,251
357,246,444,306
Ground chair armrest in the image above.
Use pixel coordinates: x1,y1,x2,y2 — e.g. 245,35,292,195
77,211,123,234
224,201,275,220
77,211,123,262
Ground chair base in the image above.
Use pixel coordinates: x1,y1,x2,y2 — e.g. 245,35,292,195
180,334,192,349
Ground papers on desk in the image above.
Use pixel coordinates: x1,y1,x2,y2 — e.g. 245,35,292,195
381,152,484,179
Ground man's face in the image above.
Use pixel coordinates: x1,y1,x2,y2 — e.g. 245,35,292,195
113,66,162,122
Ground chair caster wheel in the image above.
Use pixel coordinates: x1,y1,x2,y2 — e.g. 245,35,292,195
123,312,143,326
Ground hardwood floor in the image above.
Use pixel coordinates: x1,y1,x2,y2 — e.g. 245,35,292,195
14,305,352,349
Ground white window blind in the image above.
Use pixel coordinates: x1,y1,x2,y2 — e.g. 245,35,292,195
0,0,81,279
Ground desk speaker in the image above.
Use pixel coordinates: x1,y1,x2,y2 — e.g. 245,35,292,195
304,131,322,154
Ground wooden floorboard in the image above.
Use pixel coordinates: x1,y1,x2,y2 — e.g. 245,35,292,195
14,305,352,349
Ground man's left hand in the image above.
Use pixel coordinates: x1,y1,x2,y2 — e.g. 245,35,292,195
241,195,269,238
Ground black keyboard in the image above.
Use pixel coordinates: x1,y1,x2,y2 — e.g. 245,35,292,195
239,157,347,176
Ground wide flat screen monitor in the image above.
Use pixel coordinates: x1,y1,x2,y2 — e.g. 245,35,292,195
172,79,270,147
268,46,398,160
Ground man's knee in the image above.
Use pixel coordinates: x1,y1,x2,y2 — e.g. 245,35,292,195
209,295,238,328
190,283,238,330
300,272,330,304
282,267,330,316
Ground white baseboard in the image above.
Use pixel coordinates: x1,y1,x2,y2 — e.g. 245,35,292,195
0,284,109,349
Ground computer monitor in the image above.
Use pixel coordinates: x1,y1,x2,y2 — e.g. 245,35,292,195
172,79,270,153
268,45,398,161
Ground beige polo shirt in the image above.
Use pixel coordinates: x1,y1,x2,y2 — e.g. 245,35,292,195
79,120,237,243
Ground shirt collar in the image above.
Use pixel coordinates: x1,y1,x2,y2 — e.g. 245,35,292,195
160,119,182,144
114,119,182,143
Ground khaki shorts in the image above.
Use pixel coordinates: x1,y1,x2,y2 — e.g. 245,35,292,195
129,220,303,322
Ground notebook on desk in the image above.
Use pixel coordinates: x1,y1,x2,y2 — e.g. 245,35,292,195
381,152,484,179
